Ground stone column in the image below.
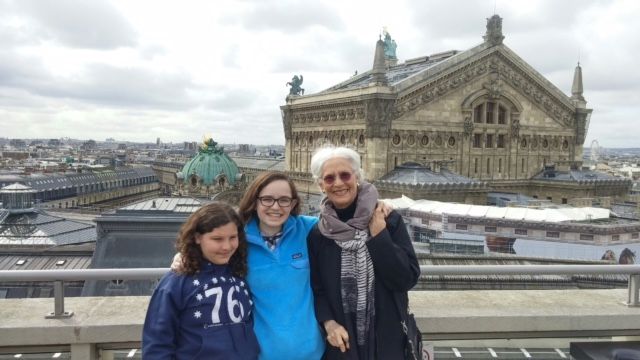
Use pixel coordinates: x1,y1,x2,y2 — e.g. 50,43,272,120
281,107,293,171
364,98,394,181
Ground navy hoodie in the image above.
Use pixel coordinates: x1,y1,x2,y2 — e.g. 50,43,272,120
143,262,259,360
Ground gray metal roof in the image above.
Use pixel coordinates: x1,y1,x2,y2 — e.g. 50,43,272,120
82,231,179,296
117,197,204,214
231,156,285,171
0,211,96,246
611,204,639,220
376,162,482,186
0,183,35,193
532,169,621,182
323,53,457,92
0,254,92,270
0,167,157,191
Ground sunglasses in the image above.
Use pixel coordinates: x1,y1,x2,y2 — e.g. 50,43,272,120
322,171,353,185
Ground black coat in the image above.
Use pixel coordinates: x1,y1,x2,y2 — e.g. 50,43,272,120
308,210,420,360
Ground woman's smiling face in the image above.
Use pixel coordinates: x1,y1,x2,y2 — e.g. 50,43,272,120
256,179,295,235
319,157,358,209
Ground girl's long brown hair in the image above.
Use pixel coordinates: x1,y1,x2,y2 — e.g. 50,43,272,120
175,201,248,277
238,171,301,224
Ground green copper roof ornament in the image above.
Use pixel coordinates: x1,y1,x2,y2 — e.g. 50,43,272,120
199,135,224,155
286,75,305,96
382,28,397,60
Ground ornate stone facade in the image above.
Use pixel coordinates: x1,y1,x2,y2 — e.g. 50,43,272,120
279,15,615,202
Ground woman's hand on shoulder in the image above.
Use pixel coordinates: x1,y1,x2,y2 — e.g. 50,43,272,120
369,204,387,237
324,320,350,353
170,253,183,272
377,200,393,218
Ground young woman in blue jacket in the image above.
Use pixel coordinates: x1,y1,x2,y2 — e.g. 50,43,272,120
237,171,325,360
143,202,260,360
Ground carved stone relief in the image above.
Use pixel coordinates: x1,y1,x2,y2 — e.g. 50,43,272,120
463,116,474,137
365,98,394,138
393,53,575,129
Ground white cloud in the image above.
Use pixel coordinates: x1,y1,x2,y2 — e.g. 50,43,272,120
0,0,638,147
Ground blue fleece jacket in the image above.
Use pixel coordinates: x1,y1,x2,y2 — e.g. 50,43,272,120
245,215,325,360
142,262,259,360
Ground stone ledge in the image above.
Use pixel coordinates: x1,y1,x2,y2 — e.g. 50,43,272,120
410,289,640,339
2,289,640,347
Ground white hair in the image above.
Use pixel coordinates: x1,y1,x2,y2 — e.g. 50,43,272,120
310,146,364,183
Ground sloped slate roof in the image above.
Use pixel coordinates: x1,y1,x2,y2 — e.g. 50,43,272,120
532,169,623,182
118,197,204,214
0,211,96,246
0,183,35,192
376,162,483,186
324,54,456,92
231,156,285,171
0,254,92,270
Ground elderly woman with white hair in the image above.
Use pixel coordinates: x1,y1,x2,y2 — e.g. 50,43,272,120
307,146,420,360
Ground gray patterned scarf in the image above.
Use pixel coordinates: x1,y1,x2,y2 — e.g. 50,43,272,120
318,182,378,348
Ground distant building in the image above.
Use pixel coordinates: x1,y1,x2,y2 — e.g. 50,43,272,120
183,141,198,151
0,151,30,161
173,137,246,203
47,139,61,147
9,139,26,148
0,183,96,298
82,140,97,151
386,196,640,264
0,167,159,210
237,144,253,155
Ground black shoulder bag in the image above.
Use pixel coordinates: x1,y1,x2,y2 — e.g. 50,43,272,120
392,293,427,360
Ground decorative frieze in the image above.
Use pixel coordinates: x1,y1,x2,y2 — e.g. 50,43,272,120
289,104,365,126
393,52,575,128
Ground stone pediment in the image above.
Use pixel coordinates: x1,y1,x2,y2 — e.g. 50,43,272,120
392,45,576,128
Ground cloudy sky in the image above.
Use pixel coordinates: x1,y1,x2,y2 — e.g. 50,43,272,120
0,0,638,147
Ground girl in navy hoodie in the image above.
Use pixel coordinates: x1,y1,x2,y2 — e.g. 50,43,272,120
143,202,259,360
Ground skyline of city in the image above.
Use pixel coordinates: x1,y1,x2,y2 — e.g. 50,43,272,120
0,1,639,147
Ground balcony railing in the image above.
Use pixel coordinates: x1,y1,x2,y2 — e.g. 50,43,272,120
1,265,639,319
2,265,640,359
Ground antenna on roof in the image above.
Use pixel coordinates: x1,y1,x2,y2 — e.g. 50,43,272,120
493,0,497,14
578,47,581,64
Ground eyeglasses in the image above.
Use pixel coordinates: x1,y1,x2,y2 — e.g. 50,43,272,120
322,171,353,185
257,196,295,208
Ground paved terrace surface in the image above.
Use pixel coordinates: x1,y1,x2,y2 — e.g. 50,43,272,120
1,289,640,350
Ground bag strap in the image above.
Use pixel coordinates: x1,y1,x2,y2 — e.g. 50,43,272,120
392,292,422,360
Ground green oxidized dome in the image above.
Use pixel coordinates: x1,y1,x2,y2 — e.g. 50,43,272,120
180,138,239,186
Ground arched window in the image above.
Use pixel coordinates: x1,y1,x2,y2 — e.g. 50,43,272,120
498,106,507,124
473,101,509,125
